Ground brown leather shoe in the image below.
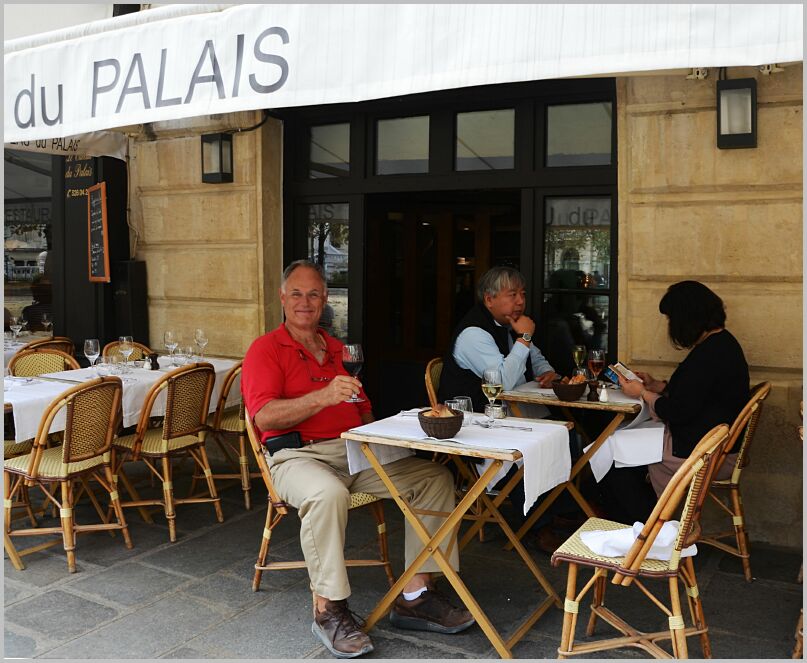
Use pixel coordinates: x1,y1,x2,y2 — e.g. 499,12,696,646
390,587,475,634
312,599,374,658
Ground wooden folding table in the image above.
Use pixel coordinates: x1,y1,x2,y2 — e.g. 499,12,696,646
500,387,641,551
342,419,572,658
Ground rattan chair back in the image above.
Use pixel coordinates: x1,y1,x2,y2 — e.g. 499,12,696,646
244,406,286,511
162,363,216,439
102,340,153,362
9,348,80,376
210,361,243,432
21,377,122,478
425,357,443,408
728,381,771,474
21,336,75,356
613,423,729,584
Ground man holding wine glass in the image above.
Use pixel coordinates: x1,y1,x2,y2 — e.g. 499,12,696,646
242,260,473,659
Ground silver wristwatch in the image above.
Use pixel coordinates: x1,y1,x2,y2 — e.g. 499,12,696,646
519,332,532,343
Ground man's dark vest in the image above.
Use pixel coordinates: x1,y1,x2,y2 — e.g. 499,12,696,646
437,303,533,412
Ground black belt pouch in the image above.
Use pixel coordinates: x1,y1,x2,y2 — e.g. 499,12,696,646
262,431,304,456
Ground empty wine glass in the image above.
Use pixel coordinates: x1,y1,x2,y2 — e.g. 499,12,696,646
18,316,27,333
194,328,208,359
84,338,100,369
341,344,365,403
41,313,53,336
118,336,134,372
164,330,178,364
9,317,22,341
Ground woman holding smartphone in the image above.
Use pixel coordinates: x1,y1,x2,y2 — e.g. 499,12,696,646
601,280,750,523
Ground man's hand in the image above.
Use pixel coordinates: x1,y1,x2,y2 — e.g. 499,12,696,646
505,313,536,337
536,371,558,388
315,375,364,407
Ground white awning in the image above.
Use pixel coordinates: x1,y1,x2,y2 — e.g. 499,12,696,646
4,3,803,144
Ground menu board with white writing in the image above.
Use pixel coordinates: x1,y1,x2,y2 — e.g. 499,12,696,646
87,182,110,282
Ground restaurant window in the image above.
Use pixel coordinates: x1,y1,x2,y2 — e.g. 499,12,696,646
4,149,55,335
455,108,515,171
541,196,612,376
546,102,612,167
308,123,350,178
305,202,350,340
375,115,429,175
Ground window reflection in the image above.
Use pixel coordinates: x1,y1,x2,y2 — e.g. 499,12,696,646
376,116,429,175
309,123,350,178
546,102,612,167
455,109,515,171
306,202,349,340
4,149,54,333
542,293,609,378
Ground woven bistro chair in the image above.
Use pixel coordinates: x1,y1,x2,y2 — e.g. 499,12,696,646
4,377,132,573
190,361,260,509
551,424,730,659
20,336,76,356
8,348,80,376
698,381,771,582
425,357,443,408
244,407,395,592
102,340,153,362
111,362,222,542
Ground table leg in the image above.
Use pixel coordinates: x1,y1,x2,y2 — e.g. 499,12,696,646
504,413,624,552
360,444,514,658
4,530,25,570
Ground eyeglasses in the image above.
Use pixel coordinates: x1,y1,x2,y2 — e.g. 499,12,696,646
297,350,333,382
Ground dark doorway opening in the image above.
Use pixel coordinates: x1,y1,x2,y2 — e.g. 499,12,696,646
364,190,521,418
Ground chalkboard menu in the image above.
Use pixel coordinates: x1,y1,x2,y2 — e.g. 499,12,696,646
87,182,110,282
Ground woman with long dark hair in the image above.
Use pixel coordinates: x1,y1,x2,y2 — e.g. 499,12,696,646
601,280,750,523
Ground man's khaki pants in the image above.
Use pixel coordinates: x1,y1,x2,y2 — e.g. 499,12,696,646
268,438,459,601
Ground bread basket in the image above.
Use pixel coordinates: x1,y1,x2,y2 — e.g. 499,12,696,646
418,407,463,439
551,380,586,402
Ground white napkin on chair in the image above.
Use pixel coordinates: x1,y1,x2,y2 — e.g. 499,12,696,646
580,520,697,560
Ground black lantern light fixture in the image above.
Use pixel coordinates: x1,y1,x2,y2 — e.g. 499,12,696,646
201,132,233,183
716,71,757,149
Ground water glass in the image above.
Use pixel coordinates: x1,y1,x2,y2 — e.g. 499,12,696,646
451,396,473,427
84,338,100,368
194,328,208,359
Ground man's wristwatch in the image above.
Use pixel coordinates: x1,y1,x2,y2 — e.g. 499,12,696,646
519,332,532,343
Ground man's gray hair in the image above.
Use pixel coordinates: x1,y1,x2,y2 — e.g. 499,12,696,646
281,260,328,293
477,266,526,301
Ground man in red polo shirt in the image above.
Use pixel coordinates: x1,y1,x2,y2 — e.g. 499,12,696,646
242,260,474,659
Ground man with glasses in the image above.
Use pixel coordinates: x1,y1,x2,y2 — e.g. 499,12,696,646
242,260,474,659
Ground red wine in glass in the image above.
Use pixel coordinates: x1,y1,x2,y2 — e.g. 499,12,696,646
587,349,605,382
342,344,365,403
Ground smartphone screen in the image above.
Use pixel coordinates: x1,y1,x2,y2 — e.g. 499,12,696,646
602,366,620,385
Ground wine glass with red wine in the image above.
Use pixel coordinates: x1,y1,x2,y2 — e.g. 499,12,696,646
342,344,365,403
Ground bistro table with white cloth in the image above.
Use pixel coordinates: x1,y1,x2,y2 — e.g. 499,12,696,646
4,356,240,444
3,332,54,374
342,411,573,659
500,381,642,551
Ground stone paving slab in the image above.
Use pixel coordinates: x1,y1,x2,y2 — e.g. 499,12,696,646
65,561,192,608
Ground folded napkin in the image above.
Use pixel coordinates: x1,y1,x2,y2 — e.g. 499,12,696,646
346,410,570,516
5,380,71,442
580,520,697,560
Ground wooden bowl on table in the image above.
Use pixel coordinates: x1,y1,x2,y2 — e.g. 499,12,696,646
418,407,463,439
551,380,586,402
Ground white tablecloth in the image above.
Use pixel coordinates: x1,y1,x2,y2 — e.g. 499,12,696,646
3,332,53,373
346,410,571,516
585,400,665,482
4,356,240,443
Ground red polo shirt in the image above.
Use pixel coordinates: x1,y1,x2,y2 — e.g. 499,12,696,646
242,324,372,443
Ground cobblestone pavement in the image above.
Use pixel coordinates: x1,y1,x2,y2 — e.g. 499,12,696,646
4,451,803,659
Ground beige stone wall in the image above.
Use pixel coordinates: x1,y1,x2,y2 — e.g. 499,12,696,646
128,112,283,359
617,65,803,547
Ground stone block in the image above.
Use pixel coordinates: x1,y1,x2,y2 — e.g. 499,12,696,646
6,589,118,642
39,593,224,659
628,201,802,280
66,561,190,608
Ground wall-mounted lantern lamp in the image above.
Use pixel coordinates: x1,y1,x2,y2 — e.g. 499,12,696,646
201,132,233,182
716,77,757,149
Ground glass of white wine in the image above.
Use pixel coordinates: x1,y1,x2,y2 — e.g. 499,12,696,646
481,367,503,427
